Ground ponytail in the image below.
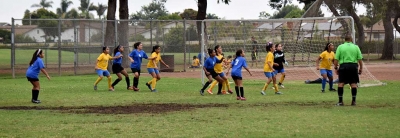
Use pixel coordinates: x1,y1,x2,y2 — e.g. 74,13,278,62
29,49,42,66
113,45,120,56
151,45,161,54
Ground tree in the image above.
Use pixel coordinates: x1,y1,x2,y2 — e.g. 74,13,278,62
22,8,60,40
118,0,130,66
270,5,302,19
65,8,79,18
130,0,168,20
392,0,400,36
302,1,324,17
0,29,11,43
165,26,185,46
94,3,108,19
381,0,396,59
158,13,182,20
259,11,271,19
206,13,220,19
56,0,73,18
180,9,197,19
78,0,96,19
31,0,54,9
284,6,304,18
104,0,116,47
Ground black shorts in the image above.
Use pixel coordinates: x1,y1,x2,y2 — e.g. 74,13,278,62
338,63,359,84
112,64,124,74
232,75,242,80
131,68,141,76
251,52,258,60
27,77,39,81
206,69,219,78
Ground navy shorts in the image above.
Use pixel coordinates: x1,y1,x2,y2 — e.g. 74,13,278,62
27,77,39,81
232,75,242,80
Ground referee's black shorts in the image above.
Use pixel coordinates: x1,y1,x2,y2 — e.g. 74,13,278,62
338,63,359,84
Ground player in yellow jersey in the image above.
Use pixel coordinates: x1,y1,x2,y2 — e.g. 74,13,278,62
207,45,233,95
189,56,200,71
316,43,336,93
145,45,169,92
261,42,282,95
94,46,123,91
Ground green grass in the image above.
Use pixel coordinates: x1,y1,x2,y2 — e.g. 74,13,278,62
0,75,400,137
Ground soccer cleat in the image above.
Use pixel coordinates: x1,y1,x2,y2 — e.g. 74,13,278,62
236,97,241,100
200,89,204,96
336,102,344,106
351,101,356,106
329,89,337,92
207,89,213,95
31,99,41,104
275,91,283,95
222,90,227,94
94,85,97,90
279,84,285,89
151,89,158,92
240,97,246,101
217,92,223,95
133,87,140,91
227,90,233,94
127,86,134,90
321,90,325,93
109,88,114,92
261,91,266,95
145,83,152,91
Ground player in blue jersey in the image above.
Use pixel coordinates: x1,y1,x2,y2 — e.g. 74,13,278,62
128,42,154,91
111,45,132,90
26,49,50,104
199,48,225,96
226,49,252,100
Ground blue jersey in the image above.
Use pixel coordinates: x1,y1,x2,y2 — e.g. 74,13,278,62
113,52,122,64
204,56,217,70
26,57,45,78
129,50,148,69
231,56,247,77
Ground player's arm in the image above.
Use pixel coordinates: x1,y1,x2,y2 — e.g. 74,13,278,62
203,65,210,75
243,60,252,76
152,59,158,69
316,56,322,70
110,54,122,60
357,47,363,74
160,59,169,68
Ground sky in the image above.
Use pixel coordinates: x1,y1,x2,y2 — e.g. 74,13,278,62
0,0,366,25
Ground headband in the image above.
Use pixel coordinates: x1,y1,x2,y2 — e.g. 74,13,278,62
37,49,41,56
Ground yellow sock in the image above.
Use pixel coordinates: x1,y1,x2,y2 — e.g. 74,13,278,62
94,77,103,85
274,84,279,92
209,80,218,91
151,78,157,89
147,79,152,85
262,83,269,91
222,81,226,91
280,75,285,84
225,79,231,90
107,76,112,89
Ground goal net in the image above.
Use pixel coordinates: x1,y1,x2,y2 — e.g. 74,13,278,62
200,17,385,87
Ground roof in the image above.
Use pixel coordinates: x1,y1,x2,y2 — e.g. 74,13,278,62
0,25,38,35
304,33,338,38
257,22,283,30
301,22,342,30
364,18,400,31
0,22,11,26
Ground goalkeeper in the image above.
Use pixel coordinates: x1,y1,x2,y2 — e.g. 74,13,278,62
273,43,288,88
251,36,259,67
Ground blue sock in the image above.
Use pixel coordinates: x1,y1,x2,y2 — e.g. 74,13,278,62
329,80,333,90
322,78,327,90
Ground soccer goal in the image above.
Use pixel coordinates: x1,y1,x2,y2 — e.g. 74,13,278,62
200,16,385,87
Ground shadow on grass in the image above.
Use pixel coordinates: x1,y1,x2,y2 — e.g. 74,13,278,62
0,103,228,114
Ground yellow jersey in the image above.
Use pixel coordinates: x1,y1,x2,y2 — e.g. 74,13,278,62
147,52,161,68
319,51,335,70
214,54,224,73
192,59,200,67
96,53,112,70
263,52,274,72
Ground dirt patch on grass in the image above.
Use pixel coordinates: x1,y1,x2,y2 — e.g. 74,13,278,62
0,103,228,114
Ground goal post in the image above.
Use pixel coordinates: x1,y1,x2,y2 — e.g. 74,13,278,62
200,16,385,87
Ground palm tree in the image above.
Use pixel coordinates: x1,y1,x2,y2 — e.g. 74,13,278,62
65,8,79,19
95,3,108,19
79,0,97,18
56,0,73,18
31,0,54,9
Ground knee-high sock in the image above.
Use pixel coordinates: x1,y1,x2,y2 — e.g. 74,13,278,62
235,86,239,97
279,74,285,84
262,83,269,91
217,82,223,93
322,78,327,90
351,88,357,102
32,89,39,100
329,80,333,90
125,77,130,88
107,76,112,89
133,77,139,88
225,79,231,90
338,87,344,103
274,84,279,92
94,77,103,85
111,78,121,87
240,87,244,97
151,78,157,89
201,81,211,91
208,80,218,90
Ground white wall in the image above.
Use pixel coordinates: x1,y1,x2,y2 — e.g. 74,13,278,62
24,28,45,42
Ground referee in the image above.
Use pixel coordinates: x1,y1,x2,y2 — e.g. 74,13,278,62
333,35,363,106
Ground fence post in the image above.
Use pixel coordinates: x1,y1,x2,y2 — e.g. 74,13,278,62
11,18,15,78
183,19,187,71
114,20,118,47
58,19,62,76
73,19,77,75
150,20,153,47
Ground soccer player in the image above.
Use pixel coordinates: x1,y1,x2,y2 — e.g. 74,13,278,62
128,42,154,91
199,49,225,96
261,42,282,95
251,36,259,67
94,46,122,91
145,45,169,92
316,43,337,93
273,43,288,88
26,49,50,104
207,45,233,95
334,35,363,106
111,45,133,90
189,56,200,71
226,49,252,100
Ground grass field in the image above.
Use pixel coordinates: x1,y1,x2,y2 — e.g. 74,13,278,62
0,75,399,137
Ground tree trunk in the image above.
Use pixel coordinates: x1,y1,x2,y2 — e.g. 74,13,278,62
381,0,395,59
323,0,350,36
347,5,365,47
119,0,129,67
105,0,116,71
393,0,400,34
196,0,207,50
